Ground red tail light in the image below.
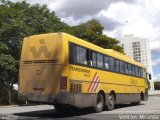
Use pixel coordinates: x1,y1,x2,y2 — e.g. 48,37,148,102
60,76,67,90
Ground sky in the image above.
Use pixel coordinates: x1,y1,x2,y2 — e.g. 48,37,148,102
12,0,160,81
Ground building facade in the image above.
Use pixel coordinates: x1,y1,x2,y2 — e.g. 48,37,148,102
120,35,154,90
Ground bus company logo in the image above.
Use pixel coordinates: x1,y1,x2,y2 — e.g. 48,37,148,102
30,39,51,58
88,72,100,92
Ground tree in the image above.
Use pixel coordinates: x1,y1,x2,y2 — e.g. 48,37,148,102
0,0,68,104
64,19,123,53
154,81,160,90
0,0,123,105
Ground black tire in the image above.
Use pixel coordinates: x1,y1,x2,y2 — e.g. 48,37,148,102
54,104,65,113
94,93,104,113
105,94,115,111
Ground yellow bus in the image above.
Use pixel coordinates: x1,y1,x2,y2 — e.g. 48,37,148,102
19,32,149,113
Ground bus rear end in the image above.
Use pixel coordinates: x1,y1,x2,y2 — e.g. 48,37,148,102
18,33,63,103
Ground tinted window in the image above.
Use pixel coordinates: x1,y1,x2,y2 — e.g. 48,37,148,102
104,56,109,70
132,65,135,76
115,60,120,72
69,43,76,63
128,64,132,75
124,62,128,74
97,53,103,68
109,57,115,71
120,61,124,73
76,46,87,65
69,43,143,78
91,51,97,67
135,66,138,77
138,67,141,77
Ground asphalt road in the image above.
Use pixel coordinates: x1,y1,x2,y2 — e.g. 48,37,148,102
0,96,160,120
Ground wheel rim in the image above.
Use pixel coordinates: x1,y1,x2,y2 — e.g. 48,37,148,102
108,95,114,108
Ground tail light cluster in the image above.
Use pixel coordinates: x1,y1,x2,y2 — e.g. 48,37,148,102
60,76,67,90
60,77,82,93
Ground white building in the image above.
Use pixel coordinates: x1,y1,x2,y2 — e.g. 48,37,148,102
120,35,154,90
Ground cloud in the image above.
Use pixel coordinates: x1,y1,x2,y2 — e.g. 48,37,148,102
48,0,110,19
152,58,160,66
150,39,160,51
96,11,122,31
47,0,137,20
12,0,137,25
153,73,160,81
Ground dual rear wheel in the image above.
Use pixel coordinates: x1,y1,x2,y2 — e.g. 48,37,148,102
94,93,115,113
55,93,143,113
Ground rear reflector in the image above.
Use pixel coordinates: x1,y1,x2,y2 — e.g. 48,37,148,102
60,76,67,90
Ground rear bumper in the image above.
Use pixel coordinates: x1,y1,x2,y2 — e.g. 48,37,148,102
18,92,96,108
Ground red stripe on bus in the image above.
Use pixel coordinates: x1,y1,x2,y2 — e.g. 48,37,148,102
90,76,99,92
88,72,97,92
93,79,100,92
89,74,98,92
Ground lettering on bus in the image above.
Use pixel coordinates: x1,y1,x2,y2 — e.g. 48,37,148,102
70,66,90,77
70,66,90,73
130,79,137,85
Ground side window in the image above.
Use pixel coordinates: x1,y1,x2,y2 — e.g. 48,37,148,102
120,61,124,73
138,67,141,77
135,66,138,77
69,43,76,63
91,51,97,67
115,60,120,72
97,53,103,68
86,49,90,65
128,64,132,75
124,62,128,74
76,46,87,65
132,65,135,76
109,57,115,71
104,56,109,70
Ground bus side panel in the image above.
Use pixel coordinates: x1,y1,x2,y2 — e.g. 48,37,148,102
59,34,98,108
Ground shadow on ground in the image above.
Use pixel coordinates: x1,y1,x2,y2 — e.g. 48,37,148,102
14,103,145,119
14,108,94,119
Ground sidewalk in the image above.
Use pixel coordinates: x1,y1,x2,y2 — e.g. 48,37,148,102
149,90,160,95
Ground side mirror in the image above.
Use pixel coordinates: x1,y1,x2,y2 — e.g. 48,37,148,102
149,74,152,80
